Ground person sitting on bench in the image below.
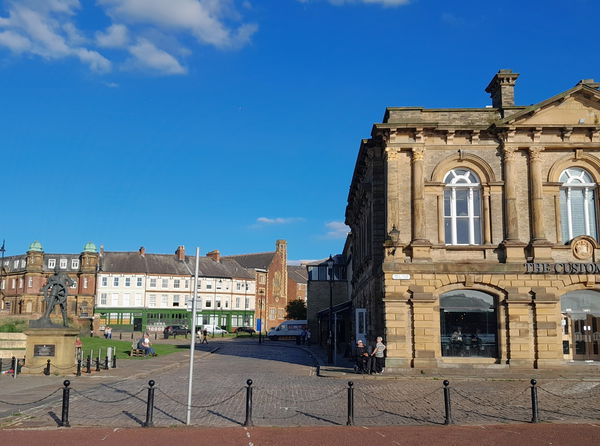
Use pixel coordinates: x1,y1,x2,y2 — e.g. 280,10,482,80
139,332,157,357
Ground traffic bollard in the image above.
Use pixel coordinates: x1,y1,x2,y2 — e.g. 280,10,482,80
243,379,254,427
443,380,453,425
61,380,71,427
144,380,155,427
112,354,117,369
44,359,51,376
346,381,354,426
104,356,109,370
86,355,91,374
95,356,100,372
11,357,17,378
76,359,81,377
530,379,540,423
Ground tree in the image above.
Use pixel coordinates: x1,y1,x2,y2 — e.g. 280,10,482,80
285,299,307,320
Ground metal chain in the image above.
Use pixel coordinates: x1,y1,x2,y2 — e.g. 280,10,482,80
538,386,600,401
72,388,146,404
355,387,441,404
260,387,345,403
451,386,528,408
154,387,244,409
0,388,61,406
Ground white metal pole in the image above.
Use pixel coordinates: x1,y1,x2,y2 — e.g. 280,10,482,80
186,247,200,425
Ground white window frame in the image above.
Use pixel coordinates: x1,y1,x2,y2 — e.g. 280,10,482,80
71,259,79,269
137,277,143,287
125,277,131,287
560,168,598,241
162,278,168,288
444,168,482,245
100,293,108,305
101,276,108,287
59,258,67,269
113,277,120,287
48,259,56,269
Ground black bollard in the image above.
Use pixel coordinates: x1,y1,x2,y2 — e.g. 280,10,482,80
104,356,109,370
144,380,155,427
11,357,16,376
86,355,91,374
119,332,122,340
154,332,157,341
0,358,3,373
112,354,117,369
76,359,81,377
443,380,453,425
243,379,254,427
346,381,354,426
530,379,540,423
95,356,100,372
131,333,134,340
61,380,71,427
44,359,51,376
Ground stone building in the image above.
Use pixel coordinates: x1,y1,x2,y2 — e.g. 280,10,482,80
287,265,308,303
95,246,255,333
223,240,290,333
346,70,600,369
0,241,98,320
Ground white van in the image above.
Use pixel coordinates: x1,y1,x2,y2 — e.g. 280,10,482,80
267,320,307,340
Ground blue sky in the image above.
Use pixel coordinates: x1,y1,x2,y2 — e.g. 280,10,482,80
0,0,599,261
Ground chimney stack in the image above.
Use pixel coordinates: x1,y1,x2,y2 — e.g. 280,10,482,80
139,246,145,256
206,250,220,263
100,245,104,256
485,69,520,109
175,245,185,261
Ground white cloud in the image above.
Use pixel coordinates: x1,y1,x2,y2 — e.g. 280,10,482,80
0,0,111,72
95,24,129,48
127,38,186,75
0,0,255,75
301,0,409,6
324,221,350,239
98,0,258,49
256,217,305,225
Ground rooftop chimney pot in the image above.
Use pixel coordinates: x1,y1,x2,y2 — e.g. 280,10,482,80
485,69,520,109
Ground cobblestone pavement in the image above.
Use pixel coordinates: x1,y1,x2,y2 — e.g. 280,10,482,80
2,339,600,429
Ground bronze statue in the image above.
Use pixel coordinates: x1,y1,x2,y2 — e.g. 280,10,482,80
36,269,74,327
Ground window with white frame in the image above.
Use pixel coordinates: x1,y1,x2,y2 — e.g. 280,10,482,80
71,259,79,269
444,168,482,245
122,293,130,306
235,297,240,308
20,259,25,268
18,278,23,288
13,260,19,269
206,299,212,308
111,293,119,306
245,297,250,309
48,259,56,269
28,277,33,288
11,279,15,288
185,279,189,288
161,294,168,306
83,277,88,289
173,295,180,307
150,278,157,287
113,277,119,287
148,294,156,307
125,277,131,287
137,277,143,287
206,282,212,289
174,279,180,288
135,294,143,306
162,279,168,288
236,282,241,291
560,167,598,242
100,293,108,305
101,277,108,287
60,258,67,269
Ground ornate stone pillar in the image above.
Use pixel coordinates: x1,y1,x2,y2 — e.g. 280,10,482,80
410,147,431,259
482,191,492,245
385,147,401,238
528,146,553,260
501,144,526,261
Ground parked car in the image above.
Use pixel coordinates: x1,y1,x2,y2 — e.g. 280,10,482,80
235,326,256,335
164,325,190,338
202,325,228,335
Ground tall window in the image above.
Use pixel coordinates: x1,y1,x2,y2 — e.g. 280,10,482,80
560,168,598,242
444,169,482,245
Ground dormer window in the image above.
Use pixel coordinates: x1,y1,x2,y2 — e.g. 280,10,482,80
59,259,67,269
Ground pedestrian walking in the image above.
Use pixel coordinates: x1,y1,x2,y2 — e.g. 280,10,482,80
371,336,386,374
201,328,209,344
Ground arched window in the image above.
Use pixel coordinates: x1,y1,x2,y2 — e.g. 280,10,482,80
559,168,598,242
443,169,482,245
440,290,498,358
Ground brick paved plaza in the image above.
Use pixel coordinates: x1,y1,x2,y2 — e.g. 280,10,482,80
1,339,600,429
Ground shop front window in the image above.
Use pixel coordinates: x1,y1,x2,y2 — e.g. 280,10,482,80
561,290,600,360
440,290,497,358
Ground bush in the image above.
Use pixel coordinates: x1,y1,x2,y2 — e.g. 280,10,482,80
0,319,27,333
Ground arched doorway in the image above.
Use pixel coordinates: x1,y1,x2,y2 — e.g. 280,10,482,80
440,290,498,358
561,290,600,361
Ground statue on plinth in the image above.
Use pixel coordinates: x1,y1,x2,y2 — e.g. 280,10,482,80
30,269,74,328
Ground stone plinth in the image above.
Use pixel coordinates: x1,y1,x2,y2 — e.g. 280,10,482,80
21,328,79,375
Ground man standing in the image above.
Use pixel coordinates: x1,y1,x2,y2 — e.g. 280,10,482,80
201,328,208,344
371,336,386,374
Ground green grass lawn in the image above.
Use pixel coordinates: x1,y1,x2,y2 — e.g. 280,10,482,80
81,337,189,360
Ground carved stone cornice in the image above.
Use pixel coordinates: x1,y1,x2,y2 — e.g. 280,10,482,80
561,127,573,142
384,147,401,161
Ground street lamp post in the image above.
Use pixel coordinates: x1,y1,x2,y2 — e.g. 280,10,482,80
0,241,5,312
326,255,334,364
258,290,265,344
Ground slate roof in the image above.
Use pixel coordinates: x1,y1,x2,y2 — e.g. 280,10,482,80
287,265,307,284
1,254,83,273
100,252,253,280
221,252,276,271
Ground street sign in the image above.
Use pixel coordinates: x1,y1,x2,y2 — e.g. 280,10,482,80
257,318,262,332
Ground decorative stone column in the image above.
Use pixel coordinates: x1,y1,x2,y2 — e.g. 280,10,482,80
501,144,526,262
528,146,553,260
410,147,431,259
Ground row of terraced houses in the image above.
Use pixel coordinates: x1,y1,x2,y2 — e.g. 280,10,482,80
0,240,307,334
